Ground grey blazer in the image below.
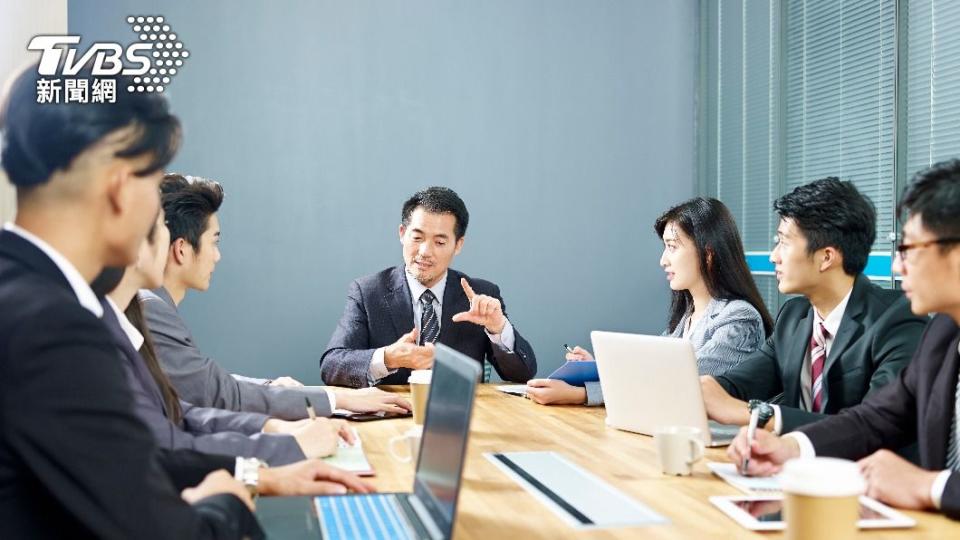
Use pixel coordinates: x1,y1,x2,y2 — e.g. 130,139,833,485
584,298,766,405
141,287,333,420
101,298,305,465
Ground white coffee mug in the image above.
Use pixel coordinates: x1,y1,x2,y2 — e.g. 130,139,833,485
654,426,704,476
388,426,423,464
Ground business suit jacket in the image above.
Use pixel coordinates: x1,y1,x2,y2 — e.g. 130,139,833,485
716,274,927,432
799,314,960,519
0,230,261,539
142,287,332,420
101,299,306,465
321,265,538,388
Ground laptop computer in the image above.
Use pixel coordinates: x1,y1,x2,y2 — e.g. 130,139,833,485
590,331,739,447
313,344,481,540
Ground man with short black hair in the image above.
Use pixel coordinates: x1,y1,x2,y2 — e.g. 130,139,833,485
728,159,960,520
321,186,538,388
142,174,411,419
700,178,927,433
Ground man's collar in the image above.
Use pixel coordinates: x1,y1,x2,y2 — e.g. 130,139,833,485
405,269,447,305
815,285,854,336
3,222,103,318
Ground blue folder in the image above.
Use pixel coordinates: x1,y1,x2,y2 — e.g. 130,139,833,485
547,360,599,387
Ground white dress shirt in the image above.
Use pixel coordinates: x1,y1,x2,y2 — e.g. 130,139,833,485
105,296,145,351
771,286,853,434
368,270,515,382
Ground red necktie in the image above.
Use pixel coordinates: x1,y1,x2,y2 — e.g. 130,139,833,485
810,322,829,413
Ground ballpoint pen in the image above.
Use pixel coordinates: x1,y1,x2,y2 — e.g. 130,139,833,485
742,407,760,475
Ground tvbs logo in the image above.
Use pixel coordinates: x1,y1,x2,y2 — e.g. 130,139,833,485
29,15,189,102
29,35,153,76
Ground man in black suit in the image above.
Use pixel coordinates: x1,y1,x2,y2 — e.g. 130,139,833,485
321,186,537,388
699,178,927,433
728,159,960,520
0,67,369,539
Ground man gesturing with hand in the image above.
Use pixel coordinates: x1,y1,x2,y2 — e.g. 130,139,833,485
321,187,537,388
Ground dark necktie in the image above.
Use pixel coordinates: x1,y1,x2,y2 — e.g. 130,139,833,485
419,289,440,345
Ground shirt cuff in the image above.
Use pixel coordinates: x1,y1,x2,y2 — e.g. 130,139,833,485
368,347,394,384
931,470,952,510
326,389,336,412
783,432,817,459
771,404,783,435
485,319,515,351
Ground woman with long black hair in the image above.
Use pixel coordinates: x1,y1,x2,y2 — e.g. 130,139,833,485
527,197,774,406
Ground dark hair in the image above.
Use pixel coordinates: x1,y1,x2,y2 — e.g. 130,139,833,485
125,297,183,425
773,177,876,275
0,64,180,188
898,159,960,245
655,197,774,336
401,186,469,239
161,173,224,250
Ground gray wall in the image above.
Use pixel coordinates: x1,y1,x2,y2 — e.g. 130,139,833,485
70,0,697,383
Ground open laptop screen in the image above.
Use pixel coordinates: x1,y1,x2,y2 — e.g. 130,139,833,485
413,345,480,533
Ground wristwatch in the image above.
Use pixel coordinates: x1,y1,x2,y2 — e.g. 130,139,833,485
234,457,269,498
747,399,775,429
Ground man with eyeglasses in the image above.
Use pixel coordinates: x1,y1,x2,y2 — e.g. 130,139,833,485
727,159,960,520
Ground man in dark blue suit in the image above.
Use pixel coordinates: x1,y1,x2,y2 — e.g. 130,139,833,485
321,187,537,388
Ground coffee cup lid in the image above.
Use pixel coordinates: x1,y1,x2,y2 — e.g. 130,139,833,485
408,369,432,384
780,457,865,498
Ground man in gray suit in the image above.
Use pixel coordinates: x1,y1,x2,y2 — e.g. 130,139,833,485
144,174,411,420
320,186,537,388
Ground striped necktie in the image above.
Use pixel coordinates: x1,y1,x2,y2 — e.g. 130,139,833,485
419,289,440,346
810,322,829,413
946,368,960,470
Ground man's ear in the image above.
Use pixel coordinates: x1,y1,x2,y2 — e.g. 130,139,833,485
819,246,842,273
454,236,465,256
398,223,406,243
170,237,191,266
104,161,133,216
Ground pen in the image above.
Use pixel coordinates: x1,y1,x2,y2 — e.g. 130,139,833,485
742,407,760,475
563,344,575,354
305,397,317,421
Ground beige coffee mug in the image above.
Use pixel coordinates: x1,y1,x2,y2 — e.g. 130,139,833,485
408,369,432,425
781,458,865,540
654,426,704,476
388,426,423,464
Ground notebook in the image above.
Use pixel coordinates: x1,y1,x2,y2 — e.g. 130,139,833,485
707,462,781,494
322,427,374,476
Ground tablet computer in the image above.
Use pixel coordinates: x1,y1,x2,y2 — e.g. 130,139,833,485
709,495,916,531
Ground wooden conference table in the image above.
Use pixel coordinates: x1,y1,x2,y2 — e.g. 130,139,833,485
257,385,960,539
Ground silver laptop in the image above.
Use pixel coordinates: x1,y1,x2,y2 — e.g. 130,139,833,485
314,344,481,540
590,331,739,447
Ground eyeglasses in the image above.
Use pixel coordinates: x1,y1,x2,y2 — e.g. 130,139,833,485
895,237,960,260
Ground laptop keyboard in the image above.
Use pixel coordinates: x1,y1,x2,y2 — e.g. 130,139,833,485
315,494,416,540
